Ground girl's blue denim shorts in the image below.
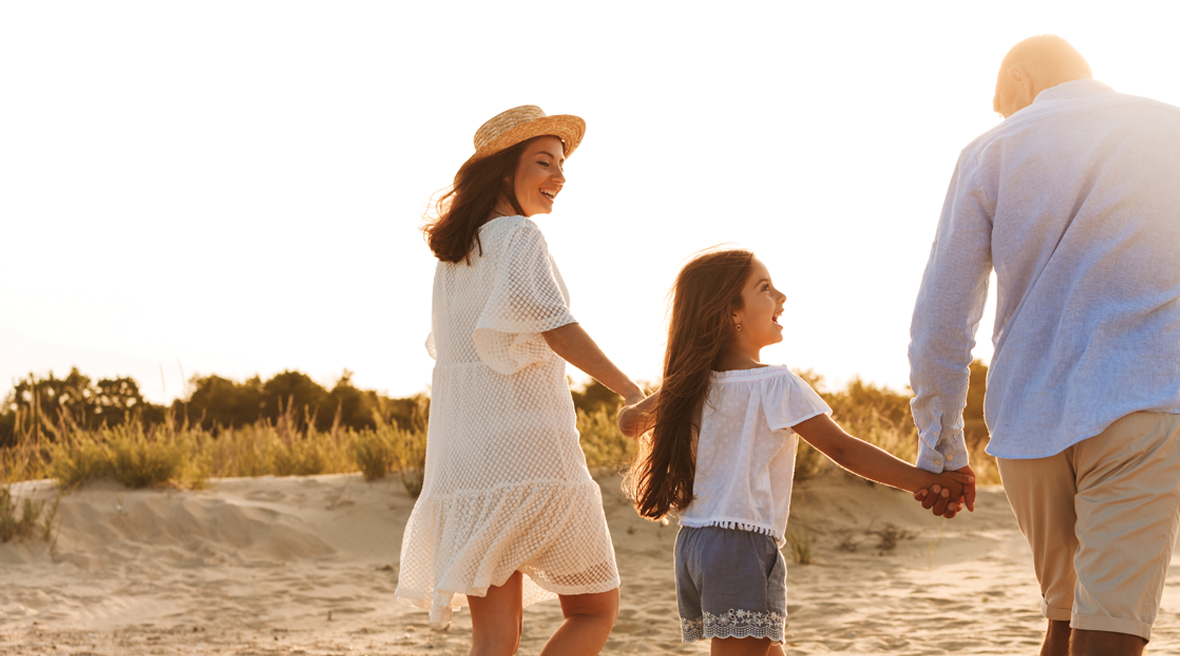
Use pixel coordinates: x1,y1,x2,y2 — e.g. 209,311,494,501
674,525,787,643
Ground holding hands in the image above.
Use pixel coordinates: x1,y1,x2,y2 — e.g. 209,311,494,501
914,465,976,518
617,394,657,439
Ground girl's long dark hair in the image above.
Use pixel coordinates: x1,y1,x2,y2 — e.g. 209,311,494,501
423,139,534,264
625,248,755,522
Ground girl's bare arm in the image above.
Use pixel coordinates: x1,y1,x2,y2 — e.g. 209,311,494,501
617,391,660,438
791,414,971,502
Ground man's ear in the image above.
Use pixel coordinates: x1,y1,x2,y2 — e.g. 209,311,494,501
1007,65,1032,97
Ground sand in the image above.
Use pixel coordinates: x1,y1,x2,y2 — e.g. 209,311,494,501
4,472,1180,655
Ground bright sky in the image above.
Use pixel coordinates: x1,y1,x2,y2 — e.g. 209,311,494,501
3,1,1179,404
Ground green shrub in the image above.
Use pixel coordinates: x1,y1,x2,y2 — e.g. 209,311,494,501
354,428,395,482
203,425,270,479
50,424,187,489
272,436,330,477
109,428,186,488
50,433,114,488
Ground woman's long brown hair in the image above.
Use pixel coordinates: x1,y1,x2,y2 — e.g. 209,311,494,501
423,138,535,264
626,248,755,522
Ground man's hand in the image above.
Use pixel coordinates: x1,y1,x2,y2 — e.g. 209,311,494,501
913,465,976,518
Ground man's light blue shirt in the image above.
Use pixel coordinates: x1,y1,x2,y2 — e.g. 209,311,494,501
909,79,1180,472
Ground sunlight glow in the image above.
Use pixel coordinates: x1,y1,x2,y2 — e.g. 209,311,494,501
2,1,1178,402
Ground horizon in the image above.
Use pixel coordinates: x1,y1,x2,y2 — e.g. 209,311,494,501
6,356,982,408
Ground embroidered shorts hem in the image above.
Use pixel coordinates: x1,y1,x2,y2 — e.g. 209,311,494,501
675,525,788,644
680,611,785,643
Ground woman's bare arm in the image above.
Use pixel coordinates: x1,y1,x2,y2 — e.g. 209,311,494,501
543,323,644,404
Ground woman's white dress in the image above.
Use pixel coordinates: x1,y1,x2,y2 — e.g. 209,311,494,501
396,215,620,622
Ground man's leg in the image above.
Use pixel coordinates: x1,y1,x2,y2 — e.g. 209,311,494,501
1042,620,1071,656
1036,621,1147,656
997,453,1078,656
1069,628,1146,656
1067,412,1180,652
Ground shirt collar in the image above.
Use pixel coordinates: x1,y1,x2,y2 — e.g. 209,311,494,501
1033,78,1114,105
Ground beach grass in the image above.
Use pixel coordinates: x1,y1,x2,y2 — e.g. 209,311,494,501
0,375,1000,497
0,484,58,543
0,407,623,491
0,404,421,491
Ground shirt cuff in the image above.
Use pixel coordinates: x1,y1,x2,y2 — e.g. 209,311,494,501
916,429,970,474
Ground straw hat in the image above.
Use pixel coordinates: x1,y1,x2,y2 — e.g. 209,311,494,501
472,105,585,160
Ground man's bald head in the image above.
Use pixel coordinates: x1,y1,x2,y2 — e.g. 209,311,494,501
993,35,1092,117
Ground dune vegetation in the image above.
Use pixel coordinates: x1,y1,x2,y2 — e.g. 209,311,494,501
0,362,997,511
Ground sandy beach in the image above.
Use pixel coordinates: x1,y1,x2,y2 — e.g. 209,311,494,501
4,472,1180,655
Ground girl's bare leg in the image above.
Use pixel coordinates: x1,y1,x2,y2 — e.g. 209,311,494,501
467,571,524,656
711,637,784,656
538,587,620,656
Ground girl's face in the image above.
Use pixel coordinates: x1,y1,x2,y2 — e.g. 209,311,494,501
732,258,786,350
511,136,566,217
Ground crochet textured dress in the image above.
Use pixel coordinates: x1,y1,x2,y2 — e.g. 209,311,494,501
396,215,620,623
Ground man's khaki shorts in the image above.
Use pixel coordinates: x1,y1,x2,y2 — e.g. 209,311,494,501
998,412,1180,641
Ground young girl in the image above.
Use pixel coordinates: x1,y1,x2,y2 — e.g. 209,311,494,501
618,248,971,654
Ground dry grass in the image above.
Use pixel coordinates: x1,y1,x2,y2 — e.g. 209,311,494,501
0,484,59,543
0,397,625,499
0,377,999,497
785,524,813,564
578,407,638,471
0,404,430,497
868,522,914,552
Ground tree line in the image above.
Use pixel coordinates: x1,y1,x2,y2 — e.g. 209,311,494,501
0,368,425,448
1,361,990,451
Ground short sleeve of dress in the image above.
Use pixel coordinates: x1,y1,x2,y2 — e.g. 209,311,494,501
761,371,832,433
473,220,577,375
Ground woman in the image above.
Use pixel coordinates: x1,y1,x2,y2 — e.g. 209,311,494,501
396,105,644,656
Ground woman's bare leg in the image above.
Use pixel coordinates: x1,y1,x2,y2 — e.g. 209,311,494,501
467,571,524,656
538,587,620,656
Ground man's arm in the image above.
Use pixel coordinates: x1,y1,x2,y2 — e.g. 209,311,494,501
908,152,995,513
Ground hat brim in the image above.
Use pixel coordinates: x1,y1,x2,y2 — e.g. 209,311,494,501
472,114,585,161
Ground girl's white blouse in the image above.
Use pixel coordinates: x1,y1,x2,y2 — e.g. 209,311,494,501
679,366,832,545
396,215,619,623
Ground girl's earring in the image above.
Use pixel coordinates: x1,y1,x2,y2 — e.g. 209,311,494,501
735,324,742,332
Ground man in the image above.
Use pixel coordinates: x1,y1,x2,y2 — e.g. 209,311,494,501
908,35,1180,656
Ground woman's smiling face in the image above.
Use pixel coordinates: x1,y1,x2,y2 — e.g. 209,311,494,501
511,136,566,217
732,258,787,350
